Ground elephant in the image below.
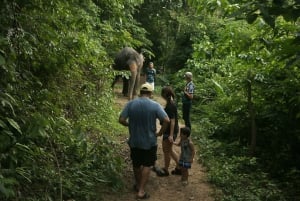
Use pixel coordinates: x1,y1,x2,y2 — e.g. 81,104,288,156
112,47,144,100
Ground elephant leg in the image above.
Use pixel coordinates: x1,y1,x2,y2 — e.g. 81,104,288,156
133,66,141,96
111,75,121,88
122,77,129,96
128,62,138,100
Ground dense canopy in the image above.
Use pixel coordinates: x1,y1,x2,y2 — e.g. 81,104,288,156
0,0,299,200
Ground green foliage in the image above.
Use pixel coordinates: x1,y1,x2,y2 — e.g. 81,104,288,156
1,0,299,200
168,1,300,200
197,135,286,201
0,0,146,200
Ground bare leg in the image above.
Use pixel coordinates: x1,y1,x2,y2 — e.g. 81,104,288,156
170,148,179,168
133,166,142,189
163,140,179,170
181,167,189,184
137,166,151,197
162,140,171,171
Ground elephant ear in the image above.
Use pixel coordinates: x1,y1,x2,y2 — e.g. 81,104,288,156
113,47,141,70
113,51,128,70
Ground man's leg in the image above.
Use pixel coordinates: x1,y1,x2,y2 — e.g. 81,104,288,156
133,166,142,190
182,103,191,129
137,166,151,197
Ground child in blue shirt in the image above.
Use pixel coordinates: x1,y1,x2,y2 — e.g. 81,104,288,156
174,127,195,185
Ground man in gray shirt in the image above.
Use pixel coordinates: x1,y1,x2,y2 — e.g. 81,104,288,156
119,83,170,199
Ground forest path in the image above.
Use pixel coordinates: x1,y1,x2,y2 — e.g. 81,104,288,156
103,81,215,201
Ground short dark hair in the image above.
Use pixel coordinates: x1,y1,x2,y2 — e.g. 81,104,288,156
180,127,191,137
140,90,152,95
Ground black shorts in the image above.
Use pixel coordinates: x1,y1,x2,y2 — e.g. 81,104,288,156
130,146,157,167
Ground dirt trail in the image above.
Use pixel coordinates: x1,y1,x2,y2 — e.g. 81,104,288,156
104,84,215,201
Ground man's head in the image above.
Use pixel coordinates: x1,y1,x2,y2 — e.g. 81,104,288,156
149,62,154,68
140,83,153,95
184,72,193,80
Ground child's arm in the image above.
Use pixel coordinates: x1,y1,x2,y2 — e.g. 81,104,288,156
173,138,181,146
189,140,196,163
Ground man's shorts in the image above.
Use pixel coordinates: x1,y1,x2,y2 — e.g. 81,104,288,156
130,146,157,167
179,160,191,169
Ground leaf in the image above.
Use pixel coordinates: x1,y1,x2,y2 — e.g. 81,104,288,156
0,178,16,198
0,54,5,65
0,183,10,198
1,99,15,116
6,118,22,134
296,112,300,119
262,15,275,28
211,79,224,94
259,5,275,28
16,167,32,182
0,119,7,128
246,14,258,24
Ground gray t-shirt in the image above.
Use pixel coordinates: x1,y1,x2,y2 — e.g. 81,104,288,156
120,97,168,149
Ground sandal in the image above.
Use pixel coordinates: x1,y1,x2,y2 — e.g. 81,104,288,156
136,192,150,200
171,168,182,175
157,168,169,177
152,166,163,175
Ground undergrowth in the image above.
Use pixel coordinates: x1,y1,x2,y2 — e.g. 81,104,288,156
193,118,295,201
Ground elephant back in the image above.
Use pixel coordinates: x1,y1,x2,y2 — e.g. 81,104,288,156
113,47,143,70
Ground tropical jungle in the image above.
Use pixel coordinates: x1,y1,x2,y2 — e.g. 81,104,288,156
0,0,299,200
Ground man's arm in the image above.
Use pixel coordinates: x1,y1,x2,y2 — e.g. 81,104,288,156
184,89,194,100
119,116,129,127
156,116,170,136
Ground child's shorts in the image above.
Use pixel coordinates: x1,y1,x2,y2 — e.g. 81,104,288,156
179,160,191,169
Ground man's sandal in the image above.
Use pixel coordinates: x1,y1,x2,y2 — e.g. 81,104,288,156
136,192,150,200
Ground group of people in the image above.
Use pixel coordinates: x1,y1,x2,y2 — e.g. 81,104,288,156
119,67,196,199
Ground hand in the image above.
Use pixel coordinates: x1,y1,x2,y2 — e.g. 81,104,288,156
168,136,174,143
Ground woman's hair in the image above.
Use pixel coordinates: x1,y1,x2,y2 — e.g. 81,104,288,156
161,86,175,103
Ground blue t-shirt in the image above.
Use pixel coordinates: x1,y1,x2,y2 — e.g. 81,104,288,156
120,97,168,149
146,68,156,83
